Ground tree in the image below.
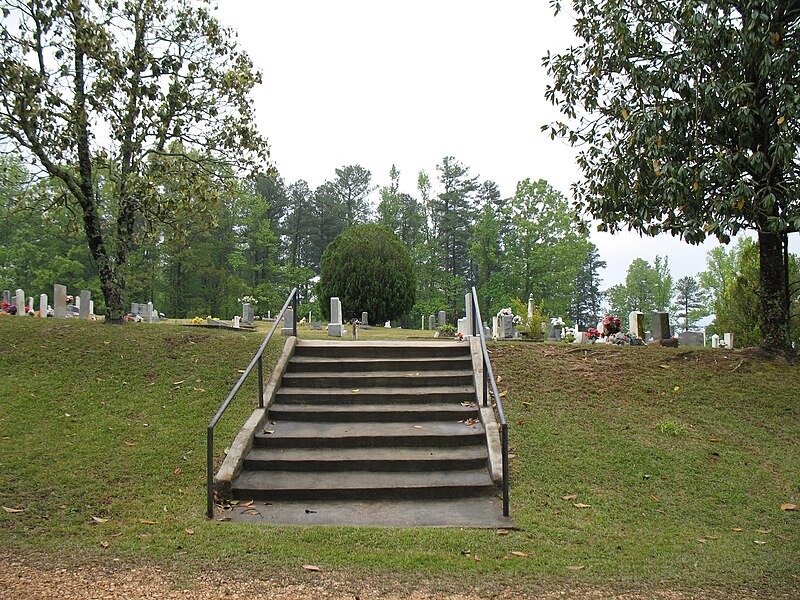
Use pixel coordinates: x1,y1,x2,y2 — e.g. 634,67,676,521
570,244,606,328
672,276,708,331
317,224,416,324
604,256,672,318
545,0,800,353
329,164,375,227
0,0,267,321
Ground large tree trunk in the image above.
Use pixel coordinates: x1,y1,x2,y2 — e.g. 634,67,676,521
758,230,790,352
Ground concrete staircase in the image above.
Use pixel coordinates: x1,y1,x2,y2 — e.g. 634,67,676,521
219,340,509,527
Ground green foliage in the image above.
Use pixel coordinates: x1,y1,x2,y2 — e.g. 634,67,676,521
606,256,673,317
511,296,545,340
544,0,800,351
656,420,686,436
672,276,709,331
318,224,416,323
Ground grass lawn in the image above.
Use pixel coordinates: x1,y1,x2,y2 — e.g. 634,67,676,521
0,317,797,595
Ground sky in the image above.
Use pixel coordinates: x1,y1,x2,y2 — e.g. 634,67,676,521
214,0,798,290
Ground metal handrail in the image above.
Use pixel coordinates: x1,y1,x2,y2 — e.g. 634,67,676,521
206,287,297,518
470,286,509,517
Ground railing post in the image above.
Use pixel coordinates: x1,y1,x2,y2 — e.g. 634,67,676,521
206,427,214,518
257,355,264,409
292,289,297,337
483,367,488,407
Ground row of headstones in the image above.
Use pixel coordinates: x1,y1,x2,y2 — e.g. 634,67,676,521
321,297,377,337
3,286,94,319
130,301,160,324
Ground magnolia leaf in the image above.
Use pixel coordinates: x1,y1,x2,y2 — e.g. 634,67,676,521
566,565,584,571
511,551,529,557
561,494,578,501
753,540,767,545
731,528,743,532
496,529,510,535
1,506,23,513
780,503,797,511
573,503,592,509
92,516,109,523
302,565,320,572
185,529,195,535
124,441,138,446
138,519,157,525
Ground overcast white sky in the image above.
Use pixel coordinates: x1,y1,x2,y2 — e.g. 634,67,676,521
215,0,797,289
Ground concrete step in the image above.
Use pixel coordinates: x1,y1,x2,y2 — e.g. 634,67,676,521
267,402,480,422
218,498,512,528
274,386,477,405
231,468,496,501
287,355,472,373
280,370,474,388
243,446,488,472
253,420,486,449
294,340,470,359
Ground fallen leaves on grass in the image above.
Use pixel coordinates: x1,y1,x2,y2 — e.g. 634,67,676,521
185,529,195,535
138,519,157,525
173,380,185,386
173,467,182,475
124,441,138,447
511,551,529,557
302,565,320,572
780,503,797,511
573,503,592,509
262,429,275,435
753,540,768,545
91,516,109,523
1,506,23,513
351,389,360,393
650,495,660,502
496,529,510,535
566,565,584,571
708,438,721,443
99,541,109,549
754,529,772,534
561,494,578,501
731,528,743,532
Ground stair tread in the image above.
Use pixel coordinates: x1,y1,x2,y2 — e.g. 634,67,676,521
269,402,478,413
275,385,475,396
290,356,470,365
295,341,466,349
255,420,485,439
233,468,494,491
246,446,488,462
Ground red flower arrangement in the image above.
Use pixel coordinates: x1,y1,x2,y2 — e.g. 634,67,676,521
587,327,601,341
602,315,621,335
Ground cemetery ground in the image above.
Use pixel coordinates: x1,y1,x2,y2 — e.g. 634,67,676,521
0,318,797,599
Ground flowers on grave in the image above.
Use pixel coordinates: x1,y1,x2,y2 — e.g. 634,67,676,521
587,327,602,341
512,315,522,325
1,301,9,312
190,316,205,324
497,307,513,317
551,317,565,326
238,295,258,305
602,315,622,335
455,332,464,341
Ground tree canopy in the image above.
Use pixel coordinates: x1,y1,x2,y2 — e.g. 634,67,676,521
544,0,800,352
0,0,267,321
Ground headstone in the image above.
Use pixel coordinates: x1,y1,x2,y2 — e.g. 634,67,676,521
145,300,156,324
54,285,67,318
464,293,473,337
645,330,652,341
39,294,47,317
574,331,588,344
421,315,425,330
500,315,514,339
711,333,720,348
361,311,369,326
27,297,33,312
79,290,91,319
652,312,671,340
438,311,446,328
311,321,322,330
547,323,562,341
327,297,343,337
724,332,734,349
629,311,645,339
384,321,391,328
2,290,10,305
15,289,25,317
233,315,241,328
457,317,468,337
74,295,80,310
678,331,704,347
89,300,94,315
242,302,254,325
429,315,435,331
527,293,535,321
282,308,295,335
492,316,499,339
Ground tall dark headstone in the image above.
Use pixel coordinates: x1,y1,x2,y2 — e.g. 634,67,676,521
652,312,671,340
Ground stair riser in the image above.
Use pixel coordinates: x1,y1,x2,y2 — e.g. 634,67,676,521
242,457,489,472
231,485,496,502
274,391,477,405
294,347,470,359
267,408,480,423
281,374,474,388
287,358,473,374
253,432,486,449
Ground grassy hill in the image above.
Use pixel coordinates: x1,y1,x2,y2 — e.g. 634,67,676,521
0,318,797,596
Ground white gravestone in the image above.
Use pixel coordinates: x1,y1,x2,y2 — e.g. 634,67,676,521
54,285,67,318
724,332,734,349
39,294,47,317
711,333,720,348
327,297,343,337
281,308,295,335
233,315,241,328
15,289,25,316
457,317,468,337
79,290,91,319
464,293,473,337
629,311,645,339
89,300,94,315
429,315,435,331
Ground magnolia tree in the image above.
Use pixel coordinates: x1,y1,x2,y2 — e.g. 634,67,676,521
544,0,800,353
0,0,268,322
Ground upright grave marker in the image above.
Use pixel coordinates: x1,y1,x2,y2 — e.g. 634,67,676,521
629,311,645,339
54,285,67,318
328,297,343,337
79,290,91,319
15,289,25,316
652,312,671,340
39,293,48,317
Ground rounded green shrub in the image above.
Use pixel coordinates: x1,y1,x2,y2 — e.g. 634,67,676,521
318,224,416,323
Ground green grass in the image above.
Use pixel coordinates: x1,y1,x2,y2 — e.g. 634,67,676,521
0,318,798,595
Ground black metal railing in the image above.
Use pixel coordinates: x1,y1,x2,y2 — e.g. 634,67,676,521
469,286,510,517
206,288,297,518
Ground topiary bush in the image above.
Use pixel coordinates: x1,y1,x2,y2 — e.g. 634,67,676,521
317,224,416,323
